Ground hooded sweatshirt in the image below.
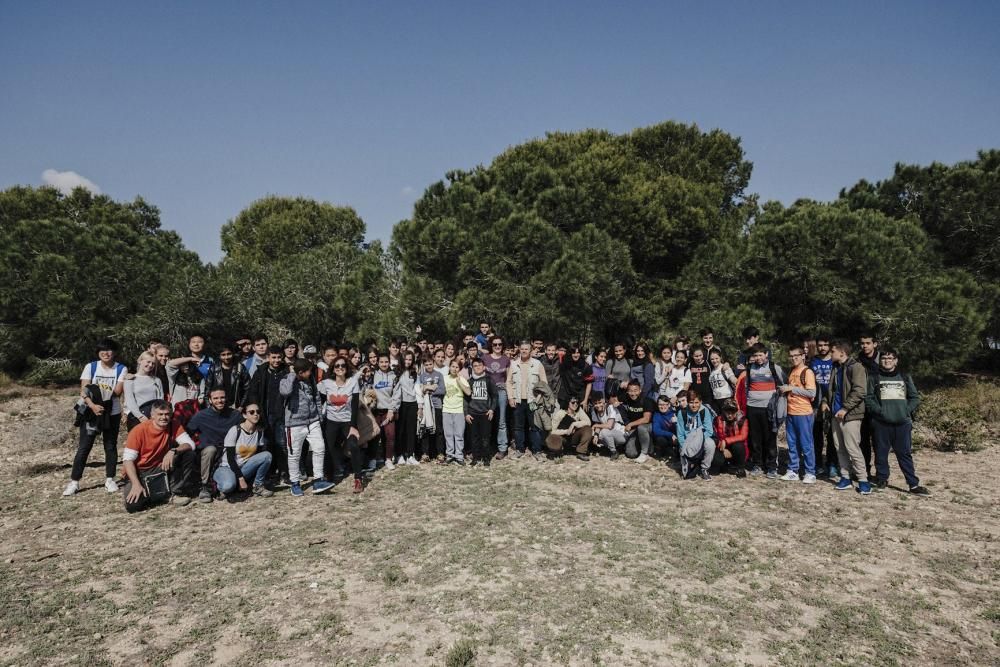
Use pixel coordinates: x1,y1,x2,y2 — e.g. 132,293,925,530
372,369,402,411
465,372,498,416
279,373,323,427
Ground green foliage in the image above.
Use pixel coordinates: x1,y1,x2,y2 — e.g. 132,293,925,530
21,357,79,386
745,200,987,378
840,151,1000,341
392,121,755,344
0,186,202,367
220,196,365,263
444,638,477,667
914,379,1000,452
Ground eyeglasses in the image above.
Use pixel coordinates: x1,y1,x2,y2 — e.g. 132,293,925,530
493,343,503,347
245,409,259,415
790,352,804,358
333,364,347,369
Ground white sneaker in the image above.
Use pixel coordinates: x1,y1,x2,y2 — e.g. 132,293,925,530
780,471,799,481
802,473,817,484
635,453,649,464
407,456,419,466
396,456,407,466
105,477,119,493
62,480,79,496
384,458,395,471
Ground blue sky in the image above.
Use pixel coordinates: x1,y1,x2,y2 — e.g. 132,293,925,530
2,1,998,262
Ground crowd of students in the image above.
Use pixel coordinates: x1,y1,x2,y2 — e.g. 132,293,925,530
63,323,930,513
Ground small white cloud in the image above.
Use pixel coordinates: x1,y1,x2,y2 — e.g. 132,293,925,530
401,185,416,196
41,169,102,195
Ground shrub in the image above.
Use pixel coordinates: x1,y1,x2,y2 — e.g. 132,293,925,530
913,379,1000,452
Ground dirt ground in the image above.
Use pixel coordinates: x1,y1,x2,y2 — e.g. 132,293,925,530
1,385,998,667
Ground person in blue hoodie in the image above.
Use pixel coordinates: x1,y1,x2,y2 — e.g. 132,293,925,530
675,390,716,481
650,395,677,462
864,345,929,496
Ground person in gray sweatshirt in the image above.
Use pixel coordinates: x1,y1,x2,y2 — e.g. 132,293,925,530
124,351,165,431
465,357,498,467
371,352,402,470
395,351,421,465
279,359,333,496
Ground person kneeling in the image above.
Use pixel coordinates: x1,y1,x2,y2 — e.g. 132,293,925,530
545,396,593,461
675,390,716,481
712,399,749,477
122,400,198,513
214,402,274,500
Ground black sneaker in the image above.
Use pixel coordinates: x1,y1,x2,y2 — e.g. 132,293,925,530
735,468,747,478
874,479,888,489
908,485,930,496
610,452,620,461
700,470,712,481
576,454,590,462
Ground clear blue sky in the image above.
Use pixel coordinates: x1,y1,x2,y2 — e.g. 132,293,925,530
2,1,998,262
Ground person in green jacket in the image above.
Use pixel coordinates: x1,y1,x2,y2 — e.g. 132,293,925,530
864,345,929,496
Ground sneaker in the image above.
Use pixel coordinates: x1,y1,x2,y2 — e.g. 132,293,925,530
62,480,80,496
857,481,872,495
253,484,274,498
384,458,396,471
420,455,430,463
105,477,119,494
495,450,507,461
828,465,839,479
635,453,649,464
610,452,620,461
532,451,545,462
766,469,778,480
365,459,378,472
835,477,853,491
801,473,816,484
908,485,930,496
198,485,213,503
407,456,419,466
290,483,305,497
512,450,524,459
749,466,764,477
780,471,799,482
576,454,590,462
352,478,364,494
280,473,292,487
874,479,888,490
469,460,479,468
735,468,747,478
170,495,192,507
700,470,712,481
311,480,334,494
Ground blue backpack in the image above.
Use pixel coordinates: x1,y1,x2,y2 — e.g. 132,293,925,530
86,361,127,385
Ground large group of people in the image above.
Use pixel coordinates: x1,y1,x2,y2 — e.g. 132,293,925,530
63,322,930,513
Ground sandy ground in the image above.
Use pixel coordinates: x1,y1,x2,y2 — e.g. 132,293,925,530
1,385,998,666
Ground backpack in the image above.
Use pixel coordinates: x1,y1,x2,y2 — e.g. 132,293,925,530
87,361,127,385
797,367,821,410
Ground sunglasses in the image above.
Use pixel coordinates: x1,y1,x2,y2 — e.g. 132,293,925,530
245,409,260,415
493,343,503,347
333,364,347,369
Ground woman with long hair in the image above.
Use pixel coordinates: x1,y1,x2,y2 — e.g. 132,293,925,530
630,342,657,400
395,350,420,465
124,351,165,431
559,345,593,410
318,355,366,493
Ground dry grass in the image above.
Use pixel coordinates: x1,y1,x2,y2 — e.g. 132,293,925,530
1,386,998,666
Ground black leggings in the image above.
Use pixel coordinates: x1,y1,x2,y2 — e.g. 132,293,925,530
397,401,418,458
323,420,365,480
72,419,121,481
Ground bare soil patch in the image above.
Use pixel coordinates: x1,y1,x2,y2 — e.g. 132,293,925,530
1,386,998,666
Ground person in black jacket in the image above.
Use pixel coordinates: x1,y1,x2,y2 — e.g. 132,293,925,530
206,344,249,408
245,346,290,484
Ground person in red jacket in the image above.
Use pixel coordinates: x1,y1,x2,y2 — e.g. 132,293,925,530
713,399,748,477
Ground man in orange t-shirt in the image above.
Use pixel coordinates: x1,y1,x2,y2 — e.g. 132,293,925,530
122,400,198,513
779,346,817,483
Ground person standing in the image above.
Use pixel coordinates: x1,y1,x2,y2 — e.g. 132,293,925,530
687,347,713,406
244,333,269,375
124,351,165,431
483,336,511,458
280,359,334,496
809,335,837,478
824,340,871,495
465,357,497,466
741,343,785,478
245,346,291,485
64,338,127,497
779,346,817,484
858,333,881,481
318,356,366,493
540,343,563,403
442,359,470,465
506,341,547,459
864,346,930,496
206,344,249,409
371,352,401,471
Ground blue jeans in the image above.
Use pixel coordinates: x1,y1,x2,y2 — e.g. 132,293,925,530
212,451,272,493
495,387,509,452
786,414,815,475
873,420,919,488
512,401,542,453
